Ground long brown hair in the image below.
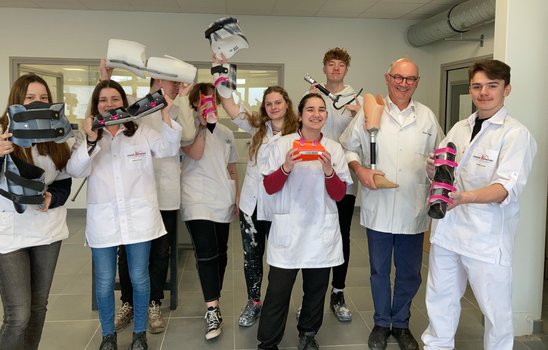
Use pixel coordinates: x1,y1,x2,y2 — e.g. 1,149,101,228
0,74,70,170
90,80,137,140
247,86,298,164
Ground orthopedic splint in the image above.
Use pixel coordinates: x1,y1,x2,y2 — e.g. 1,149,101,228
0,154,46,213
7,101,73,148
211,63,237,99
106,39,196,83
200,93,218,133
428,142,458,219
205,17,249,59
92,89,166,130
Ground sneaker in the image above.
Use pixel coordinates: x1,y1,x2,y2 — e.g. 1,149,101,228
296,306,302,321
147,301,166,334
391,327,419,350
114,302,133,331
330,291,352,322
204,306,223,340
298,331,319,350
128,331,147,350
238,299,262,327
99,333,117,350
368,325,391,350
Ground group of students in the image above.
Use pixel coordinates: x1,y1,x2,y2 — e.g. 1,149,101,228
0,46,537,350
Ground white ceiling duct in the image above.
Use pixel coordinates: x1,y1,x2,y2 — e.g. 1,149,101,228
407,0,495,47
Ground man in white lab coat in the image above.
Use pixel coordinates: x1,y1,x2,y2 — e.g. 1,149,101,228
339,58,443,350
422,59,537,350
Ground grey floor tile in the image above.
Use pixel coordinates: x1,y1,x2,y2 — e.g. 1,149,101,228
1,211,544,350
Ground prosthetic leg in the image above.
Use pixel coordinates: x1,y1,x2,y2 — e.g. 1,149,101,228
363,93,398,189
427,142,458,219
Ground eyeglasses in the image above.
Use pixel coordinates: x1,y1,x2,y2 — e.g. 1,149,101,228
388,73,419,85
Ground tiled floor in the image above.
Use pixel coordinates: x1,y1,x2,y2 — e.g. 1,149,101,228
4,210,546,349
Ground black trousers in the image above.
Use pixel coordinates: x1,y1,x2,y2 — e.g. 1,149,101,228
186,220,230,302
332,194,356,290
257,266,330,350
118,209,177,305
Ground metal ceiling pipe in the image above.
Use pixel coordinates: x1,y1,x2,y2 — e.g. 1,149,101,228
407,0,495,47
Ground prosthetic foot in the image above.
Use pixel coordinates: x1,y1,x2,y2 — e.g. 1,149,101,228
363,93,398,189
428,142,458,219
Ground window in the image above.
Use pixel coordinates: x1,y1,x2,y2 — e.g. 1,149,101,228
10,57,283,131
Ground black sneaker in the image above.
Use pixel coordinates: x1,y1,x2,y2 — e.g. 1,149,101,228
330,291,352,322
298,331,319,350
204,306,223,340
99,333,117,350
368,325,391,350
128,331,147,350
391,327,419,350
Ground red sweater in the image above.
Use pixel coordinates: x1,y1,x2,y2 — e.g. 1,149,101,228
263,166,346,201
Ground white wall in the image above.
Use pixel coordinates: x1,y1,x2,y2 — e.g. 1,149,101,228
492,0,548,335
0,8,438,112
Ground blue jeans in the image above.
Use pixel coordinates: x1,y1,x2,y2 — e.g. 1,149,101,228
0,241,61,350
366,229,423,328
92,241,151,336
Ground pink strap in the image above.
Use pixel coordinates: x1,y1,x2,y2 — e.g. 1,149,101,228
434,159,458,167
203,107,216,115
214,76,228,87
434,147,457,155
428,194,454,205
431,182,457,192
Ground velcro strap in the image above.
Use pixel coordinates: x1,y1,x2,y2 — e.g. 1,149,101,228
211,65,228,75
214,76,229,87
4,170,46,192
0,189,44,205
428,194,453,205
434,159,457,167
431,181,457,192
12,128,65,139
13,109,60,122
434,147,457,155
203,107,217,115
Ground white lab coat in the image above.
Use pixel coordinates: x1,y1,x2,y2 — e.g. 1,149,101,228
136,98,197,211
0,147,69,254
180,122,239,223
339,97,443,234
430,107,537,266
66,121,182,248
262,132,352,269
316,84,363,197
231,113,279,220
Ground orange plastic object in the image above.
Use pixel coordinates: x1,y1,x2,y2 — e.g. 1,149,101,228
293,139,325,161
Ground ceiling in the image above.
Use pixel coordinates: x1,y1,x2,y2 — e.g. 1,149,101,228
0,0,467,20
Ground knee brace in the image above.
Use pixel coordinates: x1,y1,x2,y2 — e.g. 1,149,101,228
428,142,458,219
